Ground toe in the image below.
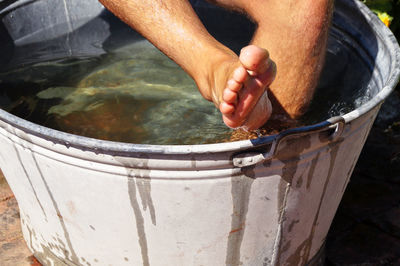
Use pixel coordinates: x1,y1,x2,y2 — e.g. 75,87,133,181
222,115,243,128
235,79,264,117
251,60,276,89
223,88,237,103
227,79,242,92
220,102,235,115
232,66,248,83
239,45,270,74
258,60,277,86
242,93,272,130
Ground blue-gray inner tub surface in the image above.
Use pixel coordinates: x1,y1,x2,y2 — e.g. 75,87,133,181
0,0,399,156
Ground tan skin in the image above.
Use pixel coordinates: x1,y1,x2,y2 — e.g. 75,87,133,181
98,0,333,130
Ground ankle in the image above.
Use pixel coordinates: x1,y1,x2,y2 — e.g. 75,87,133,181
192,46,238,104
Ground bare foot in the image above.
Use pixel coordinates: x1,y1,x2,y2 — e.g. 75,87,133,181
216,45,276,130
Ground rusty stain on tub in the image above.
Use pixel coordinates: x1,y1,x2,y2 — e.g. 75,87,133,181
229,224,244,234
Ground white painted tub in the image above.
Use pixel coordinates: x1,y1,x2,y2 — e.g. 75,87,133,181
0,0,399,265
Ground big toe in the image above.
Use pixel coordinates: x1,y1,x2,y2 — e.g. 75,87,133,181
239,45,270,75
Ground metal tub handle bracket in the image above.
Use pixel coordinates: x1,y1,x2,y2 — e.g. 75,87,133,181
232,116,345,168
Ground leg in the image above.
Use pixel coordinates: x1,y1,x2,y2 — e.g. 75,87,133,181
226,0,334,118
98,0,276,129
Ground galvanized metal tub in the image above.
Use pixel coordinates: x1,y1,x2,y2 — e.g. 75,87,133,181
0,0,399,265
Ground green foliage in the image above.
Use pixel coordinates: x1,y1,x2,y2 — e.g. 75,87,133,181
363,0,400,32
363,1,400,92
363,0,393,12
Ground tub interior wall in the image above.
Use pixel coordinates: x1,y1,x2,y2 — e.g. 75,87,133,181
0,0,255,68
0,0,104,44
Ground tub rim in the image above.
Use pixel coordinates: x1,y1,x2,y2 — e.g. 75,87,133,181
0,0,399,155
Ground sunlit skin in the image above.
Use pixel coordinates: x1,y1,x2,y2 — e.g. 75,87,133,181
98,0,333,130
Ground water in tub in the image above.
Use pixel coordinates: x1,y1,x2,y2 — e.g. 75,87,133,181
0,39,374,145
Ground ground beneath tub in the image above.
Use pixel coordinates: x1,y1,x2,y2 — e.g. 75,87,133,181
0,172,41,265
1,91,400,266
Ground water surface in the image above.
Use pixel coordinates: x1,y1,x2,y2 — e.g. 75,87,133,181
0,35,375,145
0,41,232,145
